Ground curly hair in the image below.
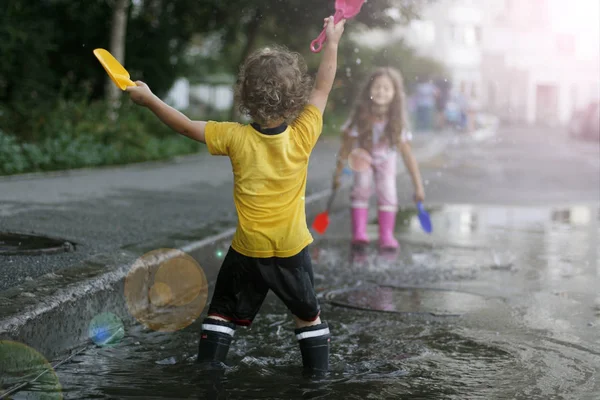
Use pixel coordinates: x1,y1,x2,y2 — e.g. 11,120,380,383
344,67,410,152
235,46,313,126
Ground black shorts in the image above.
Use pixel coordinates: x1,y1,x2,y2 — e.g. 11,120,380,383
207,246,320,326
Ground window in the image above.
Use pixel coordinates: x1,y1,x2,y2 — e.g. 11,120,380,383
475,26,482,44
412,20,436,45
464,26,477,46
452,25,482,46
450,24,462,44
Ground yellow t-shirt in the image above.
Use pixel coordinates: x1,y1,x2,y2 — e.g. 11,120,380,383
205,105,323,258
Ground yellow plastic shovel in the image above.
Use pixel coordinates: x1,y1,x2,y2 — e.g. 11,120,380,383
93,48,135,90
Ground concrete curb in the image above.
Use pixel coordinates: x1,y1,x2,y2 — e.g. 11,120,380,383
0,136,451,357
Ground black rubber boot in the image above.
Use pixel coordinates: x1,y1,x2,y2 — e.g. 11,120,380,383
295,322,331,377
197,318,236,364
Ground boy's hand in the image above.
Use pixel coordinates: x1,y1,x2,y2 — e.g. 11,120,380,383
126,81,155,106
324,16,345,46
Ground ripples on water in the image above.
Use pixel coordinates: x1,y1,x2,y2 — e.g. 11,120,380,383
4,205,599,399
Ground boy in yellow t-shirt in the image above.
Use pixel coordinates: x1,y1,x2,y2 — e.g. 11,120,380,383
126,17,346,375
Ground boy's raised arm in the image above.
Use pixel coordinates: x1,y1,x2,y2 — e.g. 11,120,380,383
309,17,346,114
126,81,207,143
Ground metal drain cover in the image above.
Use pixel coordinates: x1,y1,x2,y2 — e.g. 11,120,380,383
326,285,493,316
0,232,75,256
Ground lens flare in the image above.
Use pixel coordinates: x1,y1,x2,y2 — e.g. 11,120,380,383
0,341,62,399
124,249,208,332
149,282,174,307
88,312,125,347
347,148,372,172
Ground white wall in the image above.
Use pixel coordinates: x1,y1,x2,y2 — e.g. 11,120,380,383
165,78,190,110
404,0,484,93
164,78,234,112
190,85,233,111
481,0,600,124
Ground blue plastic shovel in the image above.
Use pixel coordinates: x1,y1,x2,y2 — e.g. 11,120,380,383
417,202,432,234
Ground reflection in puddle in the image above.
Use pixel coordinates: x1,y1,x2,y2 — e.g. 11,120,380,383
405,204,599,234
327,286,498,316
400,205,599,272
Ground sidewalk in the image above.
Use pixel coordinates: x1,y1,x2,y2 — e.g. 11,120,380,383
0,133,451,355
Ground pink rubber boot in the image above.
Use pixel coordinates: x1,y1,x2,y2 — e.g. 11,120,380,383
378,210,399,249
351,208,370,245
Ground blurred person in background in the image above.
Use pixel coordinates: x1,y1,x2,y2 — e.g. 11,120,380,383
414,77,439,132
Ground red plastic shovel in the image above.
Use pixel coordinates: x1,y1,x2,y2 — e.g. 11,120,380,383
310,0,366,53
312,191,337,235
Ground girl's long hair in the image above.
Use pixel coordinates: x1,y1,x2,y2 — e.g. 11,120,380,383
343,67,410,152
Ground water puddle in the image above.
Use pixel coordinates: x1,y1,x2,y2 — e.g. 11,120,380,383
3,204,599,399
326,286,501,316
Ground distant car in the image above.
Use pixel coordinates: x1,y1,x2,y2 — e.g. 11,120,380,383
568,101,600,141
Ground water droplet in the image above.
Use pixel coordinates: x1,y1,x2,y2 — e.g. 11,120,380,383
356,58,362,65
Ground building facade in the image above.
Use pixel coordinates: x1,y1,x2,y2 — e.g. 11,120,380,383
480,0,600,125
365,0,600,126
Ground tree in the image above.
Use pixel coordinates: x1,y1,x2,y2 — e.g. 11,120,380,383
0,0,231,138
107,0,131,110
0,0,437,138
190,0,432,119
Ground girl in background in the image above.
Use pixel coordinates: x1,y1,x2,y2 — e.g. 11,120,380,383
332,67,425,249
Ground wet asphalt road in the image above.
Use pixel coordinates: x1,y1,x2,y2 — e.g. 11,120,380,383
0,138,383,291
410,126,599,206
13,200,598,399
0,134,447,292
1,126,599,399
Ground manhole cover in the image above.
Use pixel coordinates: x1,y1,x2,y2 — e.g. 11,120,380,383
0,232,75,256
326,285,493,316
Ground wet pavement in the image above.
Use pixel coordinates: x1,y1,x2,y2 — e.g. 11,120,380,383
0,136,444,291
2,126,599,399
6,203,597,399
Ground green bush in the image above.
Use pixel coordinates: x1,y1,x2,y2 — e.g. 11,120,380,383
0,130,28,174
0,98,203,176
